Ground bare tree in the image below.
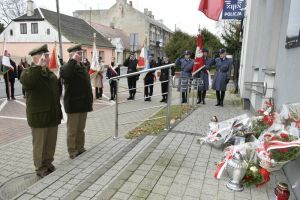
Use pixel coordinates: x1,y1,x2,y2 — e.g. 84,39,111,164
0,0,26,25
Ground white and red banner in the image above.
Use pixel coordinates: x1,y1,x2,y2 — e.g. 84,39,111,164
192,30,205,76
198,0,225,21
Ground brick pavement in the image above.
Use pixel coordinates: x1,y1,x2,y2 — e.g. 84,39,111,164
7,99,296,200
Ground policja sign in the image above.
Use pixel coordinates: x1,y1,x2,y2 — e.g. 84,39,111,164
222,0,246,19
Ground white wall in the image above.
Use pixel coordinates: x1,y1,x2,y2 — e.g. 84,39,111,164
0,20,69,43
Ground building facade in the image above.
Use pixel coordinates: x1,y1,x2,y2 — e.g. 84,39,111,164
0,6,115,65
73,0,172,60
239,0,300,197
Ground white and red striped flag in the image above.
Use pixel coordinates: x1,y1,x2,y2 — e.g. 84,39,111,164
192,29,205,76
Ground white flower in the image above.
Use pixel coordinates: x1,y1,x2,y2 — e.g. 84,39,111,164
250,166,258,173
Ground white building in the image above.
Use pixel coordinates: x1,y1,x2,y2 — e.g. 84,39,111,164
239,0,300,197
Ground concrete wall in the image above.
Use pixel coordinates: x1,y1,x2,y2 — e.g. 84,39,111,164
240,0,300,197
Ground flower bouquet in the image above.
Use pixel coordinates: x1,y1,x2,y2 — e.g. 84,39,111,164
243,162,270,187
279,103,300,129
250,100,276,138
256,131,300,171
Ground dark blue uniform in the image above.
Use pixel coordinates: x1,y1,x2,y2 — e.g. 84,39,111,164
123,57,138,100
144,60,157,101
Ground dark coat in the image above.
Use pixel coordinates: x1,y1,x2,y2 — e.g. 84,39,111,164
60,59,93,114
123,57,139,79
106,62,120,78
212,57,232,91
195,57,214,91
20,64,62,128
159,61,175,82
144,60,157,82
175,57,194,92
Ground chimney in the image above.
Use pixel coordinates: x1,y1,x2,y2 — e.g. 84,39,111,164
144,8,148,15
27,0,34,17
148,11,152,17
129,1,132,7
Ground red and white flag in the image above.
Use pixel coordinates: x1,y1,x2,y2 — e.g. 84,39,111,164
49,45,60,70
198,0,224,21
137,46,145,69
192,30,205,76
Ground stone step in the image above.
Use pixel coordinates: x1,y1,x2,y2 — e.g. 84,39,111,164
13,135,156,200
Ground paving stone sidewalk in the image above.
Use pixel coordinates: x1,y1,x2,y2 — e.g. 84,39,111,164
8,99,296,200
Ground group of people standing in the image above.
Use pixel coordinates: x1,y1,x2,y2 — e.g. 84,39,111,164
176,48,232,106
123,52,174,103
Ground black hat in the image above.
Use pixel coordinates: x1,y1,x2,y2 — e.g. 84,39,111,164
219,48,226,54
67,44,82,53
130,52,135,55
28,44,49,56
184,50,192,55
202,48,209,53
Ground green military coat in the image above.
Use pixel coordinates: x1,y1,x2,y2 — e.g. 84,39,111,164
20,64,63,128
60,59,93,114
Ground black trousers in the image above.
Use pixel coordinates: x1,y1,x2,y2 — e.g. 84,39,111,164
95,87,103,98
127,77,137,97
216,90,225,104
4,78,15,99
110,80,117,99
161,81,168,99
144,79,154,98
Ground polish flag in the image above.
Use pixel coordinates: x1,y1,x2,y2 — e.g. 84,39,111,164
137,46,145,69
192,30,205,76
198,0,224,21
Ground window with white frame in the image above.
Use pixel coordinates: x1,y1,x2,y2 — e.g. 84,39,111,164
31,23,38,34
20,23,27,34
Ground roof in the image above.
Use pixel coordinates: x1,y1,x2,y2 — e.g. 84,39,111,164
13,8,44,21
91,22,131,50
14,8,114,49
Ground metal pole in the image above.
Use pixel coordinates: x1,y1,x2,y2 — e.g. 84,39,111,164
192,79,195,109
166,67,172,130
56,0,63,60
114,80,119,139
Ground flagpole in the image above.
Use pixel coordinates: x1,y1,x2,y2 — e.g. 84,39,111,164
56,0,63,60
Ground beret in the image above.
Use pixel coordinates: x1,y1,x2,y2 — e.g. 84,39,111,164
67,44,82,53
28,44,49,56
202,48,209,53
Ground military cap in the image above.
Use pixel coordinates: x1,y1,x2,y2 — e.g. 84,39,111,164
219,48,226,54
28,44,49,56
184,50,192,55
67,44,82,53
130,51,135,55
202,48,209,53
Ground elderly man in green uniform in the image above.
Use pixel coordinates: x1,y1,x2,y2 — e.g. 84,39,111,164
20,44,62,178
60,44,93,159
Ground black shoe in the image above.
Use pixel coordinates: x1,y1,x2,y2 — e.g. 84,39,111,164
127,96,133,100
36,170,50,178
47,164,56,173
197,100,201,104
220,102,224,107
215,103,220,106
160,99,165,102
202,100,206,104
11,97,16,100
110,97,114,101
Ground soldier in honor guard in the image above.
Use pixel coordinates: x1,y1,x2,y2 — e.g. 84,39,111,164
175,50,194,103
212,48,232,107
20,44,62,178
144,54,157,101
60,44,93,159
195,48,214,104
123,52,139,100
159,56,174,103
